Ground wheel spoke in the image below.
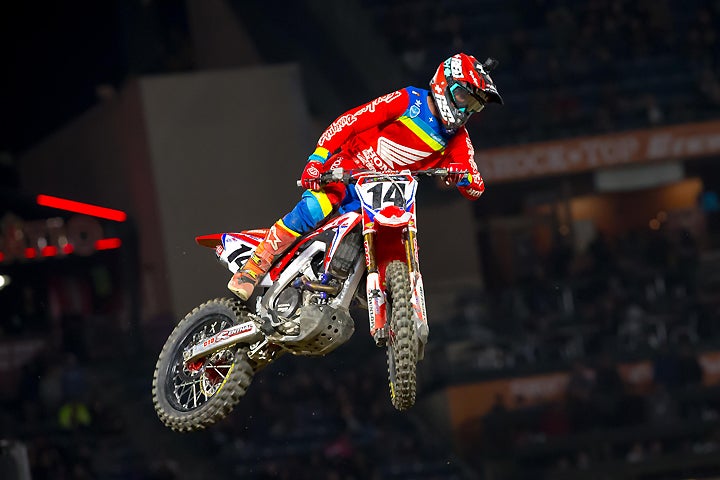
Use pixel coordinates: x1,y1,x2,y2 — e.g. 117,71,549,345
153,298,258,431
208,363,232,371
175,379,202,388
167,317,236,411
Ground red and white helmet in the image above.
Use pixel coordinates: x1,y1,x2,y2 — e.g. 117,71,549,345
429,53,503,131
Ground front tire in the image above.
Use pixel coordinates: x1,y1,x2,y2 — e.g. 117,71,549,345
385,261,418,410
152,298,254,432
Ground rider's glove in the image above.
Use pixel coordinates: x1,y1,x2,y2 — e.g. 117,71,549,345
444,162,470,187
458,175,485,200
301,160,324,191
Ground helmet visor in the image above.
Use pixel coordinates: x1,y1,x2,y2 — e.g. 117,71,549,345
450,84,485,114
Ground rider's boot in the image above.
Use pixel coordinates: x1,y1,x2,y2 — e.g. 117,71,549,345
228,220,299,301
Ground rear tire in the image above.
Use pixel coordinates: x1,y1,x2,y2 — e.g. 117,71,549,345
385,261,417,410
152,298,254,432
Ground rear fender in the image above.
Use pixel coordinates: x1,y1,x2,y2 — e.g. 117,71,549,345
195,234,223,248
196,230,267,274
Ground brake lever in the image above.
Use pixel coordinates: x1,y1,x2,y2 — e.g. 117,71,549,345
414,168,469,178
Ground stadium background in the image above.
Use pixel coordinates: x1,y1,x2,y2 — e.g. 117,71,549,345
2,0,720,479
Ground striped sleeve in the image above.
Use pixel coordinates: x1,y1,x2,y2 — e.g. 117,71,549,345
446,128,485,200
310,89,409,161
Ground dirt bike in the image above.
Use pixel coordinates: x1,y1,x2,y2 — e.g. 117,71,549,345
152,168,454,432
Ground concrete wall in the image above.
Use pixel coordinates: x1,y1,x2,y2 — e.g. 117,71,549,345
138,64,317,317
185,0,261,69
418,196,484,323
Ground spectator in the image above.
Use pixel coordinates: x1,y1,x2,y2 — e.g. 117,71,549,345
652,344,683,389
547,233,574,280
645,383,679,425
588,231,613,276
60,353,88,402
57,399,92,430
644,94,664,125
38,360,64,418
671,228,700,295
539,401,571,437
626,441,646,464
565,361,597,431
482,394,514,453
675,341,703,387
592,353,625,425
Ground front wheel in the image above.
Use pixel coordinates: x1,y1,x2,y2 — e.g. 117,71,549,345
385,260,418,410
152,298,255,432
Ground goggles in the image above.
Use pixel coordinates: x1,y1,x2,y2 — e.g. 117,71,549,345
450,84,486,113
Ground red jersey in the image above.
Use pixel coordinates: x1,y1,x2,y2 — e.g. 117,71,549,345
308,87,485,200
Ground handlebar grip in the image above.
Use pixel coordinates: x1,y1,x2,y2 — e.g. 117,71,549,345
296,168,347,188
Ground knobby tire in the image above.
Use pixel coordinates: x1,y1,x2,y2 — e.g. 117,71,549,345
152,298,254,432
385,260,418,410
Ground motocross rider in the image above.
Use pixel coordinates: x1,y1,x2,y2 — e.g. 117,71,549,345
228,52,503,301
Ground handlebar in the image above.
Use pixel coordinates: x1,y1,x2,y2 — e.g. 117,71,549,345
296,168,468,187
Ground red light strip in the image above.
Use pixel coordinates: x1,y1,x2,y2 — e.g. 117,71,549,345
0,238,122,263
95,238,122,250
36,194,127,222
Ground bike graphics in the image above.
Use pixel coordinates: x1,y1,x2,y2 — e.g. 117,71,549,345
152,169,446,431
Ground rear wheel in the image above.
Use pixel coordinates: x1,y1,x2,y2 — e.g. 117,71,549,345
385,260,418,410
152,298,254,432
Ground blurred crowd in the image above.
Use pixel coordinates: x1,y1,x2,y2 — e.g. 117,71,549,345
0,349,146,479
473,354,720,479
4,229,717,480
432,224,719,376
203,345,468,480
6,222,712,479
1,321,469,479
427,219,720,478
365,0,720,146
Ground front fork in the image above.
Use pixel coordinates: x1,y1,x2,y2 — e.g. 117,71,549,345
364,228,429,349
364,231,384,344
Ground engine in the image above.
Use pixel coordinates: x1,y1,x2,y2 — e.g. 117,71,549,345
270,229,362,319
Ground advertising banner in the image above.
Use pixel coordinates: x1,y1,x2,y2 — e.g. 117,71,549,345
476,120,720,183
